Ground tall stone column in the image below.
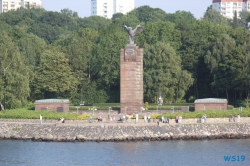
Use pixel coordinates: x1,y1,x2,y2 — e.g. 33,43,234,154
120,44,143,113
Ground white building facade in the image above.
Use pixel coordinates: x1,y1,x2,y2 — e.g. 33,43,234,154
212,0,250,19
0,0,42,13
91,0,134,19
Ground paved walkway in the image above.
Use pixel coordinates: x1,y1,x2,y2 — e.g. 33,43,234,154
0,118,248,127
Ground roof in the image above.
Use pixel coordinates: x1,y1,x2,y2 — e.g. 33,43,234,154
194,98,228,103
35,99,69,103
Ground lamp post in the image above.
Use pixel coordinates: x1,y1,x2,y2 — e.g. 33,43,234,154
109,107,112,116
125,106,127,115
93,106,96,115
171,106,175,113
75,106,80,114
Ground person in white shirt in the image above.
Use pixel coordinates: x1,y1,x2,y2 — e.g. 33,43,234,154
148,115,151,123
135,113,139,123
179,116,182,123
144,115,147,123
40,115,42,124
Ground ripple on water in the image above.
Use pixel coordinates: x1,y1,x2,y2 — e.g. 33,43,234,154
0,139,249,166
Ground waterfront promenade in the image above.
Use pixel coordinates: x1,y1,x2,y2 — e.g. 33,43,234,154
0,117,249,126
0,117,250,142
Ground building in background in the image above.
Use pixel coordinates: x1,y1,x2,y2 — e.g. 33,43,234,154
194,98,228,111
0,0,42,14
212,0,250,19
91,0,134,19
35,99,70,112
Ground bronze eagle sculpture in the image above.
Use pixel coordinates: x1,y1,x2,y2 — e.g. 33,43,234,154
124,25,144,45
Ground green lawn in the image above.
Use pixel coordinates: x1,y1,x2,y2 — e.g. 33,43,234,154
0,107,249,120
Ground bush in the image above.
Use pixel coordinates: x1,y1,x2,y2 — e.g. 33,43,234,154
228,105,234,110
0,108,78,120
74,114,91,120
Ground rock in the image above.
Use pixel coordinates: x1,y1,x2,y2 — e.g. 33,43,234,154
76,135,86,141
46,134,54,141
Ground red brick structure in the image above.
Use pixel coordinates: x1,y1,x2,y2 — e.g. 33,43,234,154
194,98,228,111
35,99,69,112
120,45,143,113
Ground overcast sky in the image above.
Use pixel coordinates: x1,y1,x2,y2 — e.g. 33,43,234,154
42,0,212,19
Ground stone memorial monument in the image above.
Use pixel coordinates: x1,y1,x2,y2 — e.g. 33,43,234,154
120,25,144,113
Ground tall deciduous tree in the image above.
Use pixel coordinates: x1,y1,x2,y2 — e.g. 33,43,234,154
32,49,78,99
203,7,229,26
0,32,29,108
137,21,181,50
91,24,127,102
55,28,99,104
143,42,193,102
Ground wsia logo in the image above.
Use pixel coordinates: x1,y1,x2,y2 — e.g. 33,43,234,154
224,156,245,162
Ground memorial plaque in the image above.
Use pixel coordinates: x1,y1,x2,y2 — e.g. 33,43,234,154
125,49,135,55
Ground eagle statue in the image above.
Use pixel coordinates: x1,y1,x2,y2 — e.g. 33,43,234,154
124,25,144,45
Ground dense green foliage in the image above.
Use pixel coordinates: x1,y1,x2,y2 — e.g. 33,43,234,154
0,108,79,120
0,108,248,120
1,6,250,110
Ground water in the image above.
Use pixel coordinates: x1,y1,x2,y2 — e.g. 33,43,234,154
0,139,249,166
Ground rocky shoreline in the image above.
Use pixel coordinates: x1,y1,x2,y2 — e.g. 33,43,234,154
0,122,250,142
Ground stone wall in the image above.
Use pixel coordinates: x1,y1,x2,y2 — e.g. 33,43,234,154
0,122,249,142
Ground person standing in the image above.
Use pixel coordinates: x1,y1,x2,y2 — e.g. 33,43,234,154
40,115,42,124
161,116,165,123
148,114,151,123
237,114,240,122
179,116,182,123
144,115,147,123
135,113,139,123
175,116,179,123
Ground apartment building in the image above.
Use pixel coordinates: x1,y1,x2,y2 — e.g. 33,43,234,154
0,0,42,13
91,0,135,19
212,0,250,19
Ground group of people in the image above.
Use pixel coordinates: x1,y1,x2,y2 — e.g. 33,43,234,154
175,116,182,123
144,114,151,123
230,114,240,122
161,116,169,123
109,115,116,122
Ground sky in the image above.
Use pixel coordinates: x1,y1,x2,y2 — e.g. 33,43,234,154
42,0,212,19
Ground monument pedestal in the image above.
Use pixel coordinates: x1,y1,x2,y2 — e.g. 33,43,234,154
120,45,143,113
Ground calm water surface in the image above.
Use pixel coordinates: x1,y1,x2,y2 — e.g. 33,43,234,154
0,139,249,166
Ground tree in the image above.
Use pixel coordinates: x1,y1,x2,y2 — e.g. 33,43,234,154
137,21,181,50
112,13,124,22
128,5,167,23
233,10,239,29
0,32,30,108
203,7,229,26
239,10,250,28
55,28,99,104
165,10,196,25
77,16,111,31
32,49,78,99
60,8,79,18
91,24,127,102
143,42,193,102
